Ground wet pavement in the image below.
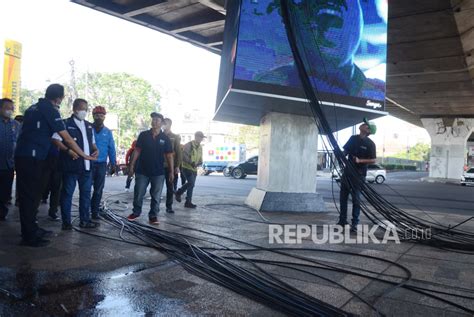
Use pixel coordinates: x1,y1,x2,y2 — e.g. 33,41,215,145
1,189,474,316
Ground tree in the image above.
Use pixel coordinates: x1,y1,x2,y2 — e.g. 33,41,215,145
228,124,260,152
19,88,43,114
393,143,430,162
74,72,161,150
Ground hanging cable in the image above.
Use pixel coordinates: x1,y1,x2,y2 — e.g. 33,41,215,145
278,0,474,252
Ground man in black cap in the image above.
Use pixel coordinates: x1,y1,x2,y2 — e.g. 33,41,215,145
175,131,205,208
126,112,174,225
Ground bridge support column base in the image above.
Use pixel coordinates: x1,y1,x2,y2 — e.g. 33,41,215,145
245,112,326,212
246,188,325,212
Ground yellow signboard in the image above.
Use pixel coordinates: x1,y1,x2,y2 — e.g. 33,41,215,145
2,39,22,109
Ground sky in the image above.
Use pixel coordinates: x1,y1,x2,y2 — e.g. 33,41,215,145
0,0,430,148
0,0,221,117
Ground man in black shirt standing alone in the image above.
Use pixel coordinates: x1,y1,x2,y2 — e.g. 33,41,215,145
126,112,174,225
338,119,376,232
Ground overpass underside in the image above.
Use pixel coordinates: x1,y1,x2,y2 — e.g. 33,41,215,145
71,0,474,180
384,0,474,180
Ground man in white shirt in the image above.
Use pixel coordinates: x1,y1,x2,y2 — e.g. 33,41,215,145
52,99,99,230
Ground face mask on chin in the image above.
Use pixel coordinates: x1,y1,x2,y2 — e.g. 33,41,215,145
75,110,87,121
94,118,104,125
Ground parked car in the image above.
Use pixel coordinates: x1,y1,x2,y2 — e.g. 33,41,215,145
227,156,258,179
332,164,387,184
366,164,387,184
201,161,230,175
461,167,474,186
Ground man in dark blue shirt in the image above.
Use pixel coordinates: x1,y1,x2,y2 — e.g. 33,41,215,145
15,84,96,247
127,112,174,225
338,120,376,232
0,98,20,221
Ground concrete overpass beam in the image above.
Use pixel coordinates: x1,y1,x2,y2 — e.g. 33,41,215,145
421,117,474,181
245,112,326,212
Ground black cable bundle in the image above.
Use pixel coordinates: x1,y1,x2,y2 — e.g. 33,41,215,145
85,195,474,316
279,0,474,252
98,208,351,317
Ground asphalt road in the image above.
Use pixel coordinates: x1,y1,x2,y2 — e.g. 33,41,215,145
105,171,474,216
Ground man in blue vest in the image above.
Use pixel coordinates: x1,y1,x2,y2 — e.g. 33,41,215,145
90,106,116,219
15,84,96,247
53,98,99,230
0,98,20,221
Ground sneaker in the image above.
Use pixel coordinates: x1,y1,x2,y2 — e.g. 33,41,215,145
127,214,139,221
166,208,175,214
149,217,160,225
48,213,59,221
20,238,50,247
175,192,182,203
350,226,358,233
62,223,73,230
79,221,100,229
91,213,100,220
184,202,197,209
337,221,349,226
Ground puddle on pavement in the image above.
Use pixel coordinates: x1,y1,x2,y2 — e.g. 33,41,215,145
0,262,193,316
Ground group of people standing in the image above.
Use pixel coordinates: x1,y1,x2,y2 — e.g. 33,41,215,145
0,83,205,247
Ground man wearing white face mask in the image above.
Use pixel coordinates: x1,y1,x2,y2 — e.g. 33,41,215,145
52,98,99,230
0,98,20,221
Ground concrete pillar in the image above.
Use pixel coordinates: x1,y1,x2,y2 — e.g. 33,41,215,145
245,112,326,212
421,118,474,181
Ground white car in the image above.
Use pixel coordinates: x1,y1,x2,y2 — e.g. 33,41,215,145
332,164,387,184
461,167,474,186
366,164,387,184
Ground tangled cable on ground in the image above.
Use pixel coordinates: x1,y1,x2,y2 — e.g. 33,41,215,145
73,192,474,316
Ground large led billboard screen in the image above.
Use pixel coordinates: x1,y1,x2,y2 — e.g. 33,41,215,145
215,0,388,128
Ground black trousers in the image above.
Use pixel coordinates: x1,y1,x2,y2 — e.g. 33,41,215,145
15,157,45,241
164,168,178,209
39,155,62,215
0,169,14,218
